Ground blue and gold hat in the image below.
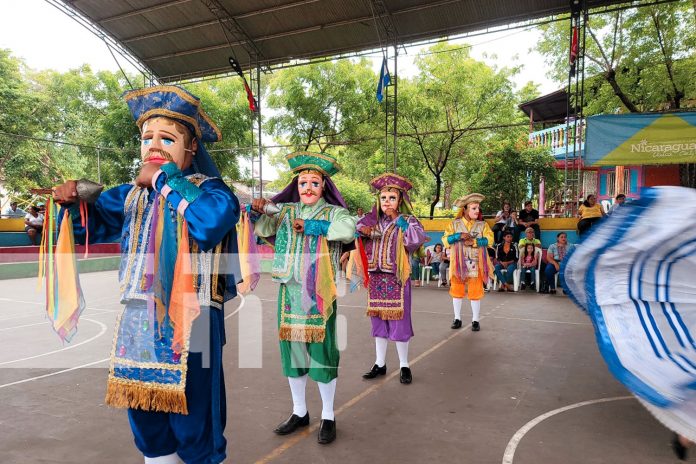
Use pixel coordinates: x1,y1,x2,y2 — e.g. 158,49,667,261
124,85,222,143
286,151,341,178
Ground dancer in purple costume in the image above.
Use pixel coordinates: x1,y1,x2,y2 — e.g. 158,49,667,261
357,173,427,384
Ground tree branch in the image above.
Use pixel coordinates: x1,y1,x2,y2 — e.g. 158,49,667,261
650,9,683,108
587,24,612,69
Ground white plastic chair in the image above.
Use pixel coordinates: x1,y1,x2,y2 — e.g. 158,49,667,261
421,265,433,286
514,247,543,292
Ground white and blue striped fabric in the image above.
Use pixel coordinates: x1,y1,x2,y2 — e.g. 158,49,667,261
562,187,696,440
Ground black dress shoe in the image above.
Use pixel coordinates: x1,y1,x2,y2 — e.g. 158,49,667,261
451,319,462,329
400,367,412,384
672,433,689,461
362,364,386,379
472,321,480,331
317,419,336,444
273,412,309,435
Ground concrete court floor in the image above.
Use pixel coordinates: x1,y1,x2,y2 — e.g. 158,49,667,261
0,271,686,464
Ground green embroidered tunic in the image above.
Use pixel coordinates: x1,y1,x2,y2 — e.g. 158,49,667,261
255,198,355,382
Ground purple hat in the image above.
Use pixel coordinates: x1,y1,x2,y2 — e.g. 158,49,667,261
370,173,413,193
370,173,414,216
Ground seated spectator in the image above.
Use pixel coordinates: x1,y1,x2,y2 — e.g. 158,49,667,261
608,193,626,215
494,230,518,292
411,246,425,287
492,201,516,244
577,194,605,236
520,243,538,290
439,246,450,286
24,206,44,245
515,200,540,241
518,227,541,250
3,201,26,218
426,243,445,277
544,232,573,294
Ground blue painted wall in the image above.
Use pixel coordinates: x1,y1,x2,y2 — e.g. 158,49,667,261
0,232,32,247
422,229,579,249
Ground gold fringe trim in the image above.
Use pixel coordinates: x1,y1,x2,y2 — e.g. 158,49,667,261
105,379,188,415
279,325,326,343
366,307,404,320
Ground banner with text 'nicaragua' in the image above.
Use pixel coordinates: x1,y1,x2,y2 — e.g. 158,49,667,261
585,112,696,166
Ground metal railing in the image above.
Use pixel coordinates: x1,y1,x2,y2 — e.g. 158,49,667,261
528,120,585,159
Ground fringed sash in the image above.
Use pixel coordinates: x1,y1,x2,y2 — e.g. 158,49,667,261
346,237,369,292
37,200,86,343
106,192,202,415
366,272,405,320
450,220,491,282
279,235,337,343
236,209,261,294
273,203,341,343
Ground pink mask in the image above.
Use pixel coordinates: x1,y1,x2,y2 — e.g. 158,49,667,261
297,172,324,206
379,189,400,215
466,203,480,221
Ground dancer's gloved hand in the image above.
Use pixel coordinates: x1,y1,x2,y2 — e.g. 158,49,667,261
251,198,269,214
52,180,78,204
135,162,160,189
384,207,398,220
359,226,373,237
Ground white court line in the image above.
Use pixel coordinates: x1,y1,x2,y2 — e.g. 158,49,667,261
0,305,121,323
501,396,634,464
0,318,108,366
0,358,110,390
0,294,247,390
0,297,46,307
0,293,116,309
225,293,246,320
0,308,118,332
492,316,591,326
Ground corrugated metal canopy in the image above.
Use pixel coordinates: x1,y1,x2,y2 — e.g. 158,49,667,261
62,0,624,82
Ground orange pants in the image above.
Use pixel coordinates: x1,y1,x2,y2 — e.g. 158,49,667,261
449,274,484,300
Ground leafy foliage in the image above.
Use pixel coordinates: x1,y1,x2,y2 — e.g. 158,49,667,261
536,1,696,114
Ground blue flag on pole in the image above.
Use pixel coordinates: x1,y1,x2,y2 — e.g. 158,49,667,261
376,57,391,103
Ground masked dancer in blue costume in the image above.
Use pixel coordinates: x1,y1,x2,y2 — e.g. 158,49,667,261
52,85,240,464
563,186,696,461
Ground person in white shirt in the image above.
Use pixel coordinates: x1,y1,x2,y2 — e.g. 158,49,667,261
608,194,626,215
492,201,515,244
24,206,44,245
3,201,25,218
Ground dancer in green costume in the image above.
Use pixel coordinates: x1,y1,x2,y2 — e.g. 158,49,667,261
252,152,355,445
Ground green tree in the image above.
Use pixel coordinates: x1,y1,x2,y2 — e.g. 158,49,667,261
398,43,520,218
186,78,256,181
0,50,43,192
466,139,559,212
265,59,391,193
266,59,380,152
331,174,374,213
537,2,696,113
0,62,257,195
